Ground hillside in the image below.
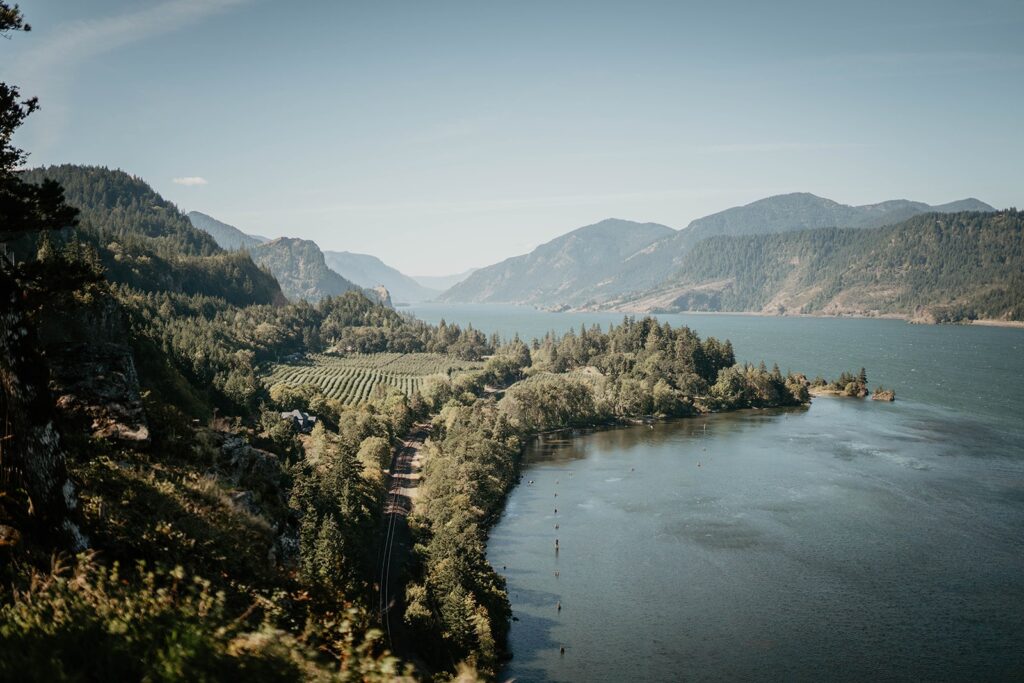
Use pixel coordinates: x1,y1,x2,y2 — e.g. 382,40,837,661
323,250,438,303
439,218,674,304
440,194,994,307
249,237,361,303
609,211,1023,322
187,210,265,250
4,155,497,677
18,165,286,307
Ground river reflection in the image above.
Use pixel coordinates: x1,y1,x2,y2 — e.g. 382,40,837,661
489,400,1024,682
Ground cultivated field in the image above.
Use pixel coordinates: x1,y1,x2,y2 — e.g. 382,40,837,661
264,352,484,404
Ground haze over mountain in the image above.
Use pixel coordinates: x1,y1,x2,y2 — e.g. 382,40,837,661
186,212,414,306
322,251,438,303
441,193,997,307
186,211,265,250
411,269,478,292
439,218,674,305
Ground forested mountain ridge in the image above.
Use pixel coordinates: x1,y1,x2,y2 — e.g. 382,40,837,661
17,165,286,307
677,192,995,241
187,210,432,304
439,218,674,304
608,210,1023,322
322,250,439,303
440,194,995,307
186,210,265,250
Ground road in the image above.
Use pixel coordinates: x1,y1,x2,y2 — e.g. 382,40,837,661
377,422,429,657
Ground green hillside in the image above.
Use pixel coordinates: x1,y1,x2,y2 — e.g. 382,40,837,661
617,211,1023,322
19,165,285,307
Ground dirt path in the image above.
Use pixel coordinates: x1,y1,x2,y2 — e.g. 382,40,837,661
377,421,429,659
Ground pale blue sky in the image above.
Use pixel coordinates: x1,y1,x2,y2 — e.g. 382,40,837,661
4,0,1023,275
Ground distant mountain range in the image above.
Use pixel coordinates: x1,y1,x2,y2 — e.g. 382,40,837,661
606,210,1022,321
183,191,1017,322
440,218,674,305
439,193,1000,312
186,211,266,250
322,251,438,303
186,213,445,304
410,269,478,292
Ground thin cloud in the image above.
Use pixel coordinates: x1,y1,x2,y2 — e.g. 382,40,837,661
10,0,253,154
14,0,252,77
172,176,208,186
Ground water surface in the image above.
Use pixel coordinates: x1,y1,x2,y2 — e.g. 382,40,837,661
408,305,1024,681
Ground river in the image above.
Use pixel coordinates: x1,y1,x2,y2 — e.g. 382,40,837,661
407,304,1024,681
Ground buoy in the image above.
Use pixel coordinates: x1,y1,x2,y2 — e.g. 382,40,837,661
557,601,561,612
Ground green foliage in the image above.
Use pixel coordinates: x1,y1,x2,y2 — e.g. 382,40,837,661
816,369,870,397
666,210,1024,320
15,165,284,307
410,401,519,676
289,392,410,601
708,363,807,409
0,554,322,682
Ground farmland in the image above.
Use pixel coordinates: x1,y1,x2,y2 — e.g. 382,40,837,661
263,352,484,404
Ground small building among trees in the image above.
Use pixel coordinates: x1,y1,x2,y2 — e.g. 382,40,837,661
280,409,317,433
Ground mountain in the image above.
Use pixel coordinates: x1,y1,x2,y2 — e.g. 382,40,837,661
608,211,1023,322
322,251,438,303
411,268,478,291
442,193,996,308
18,165,286,307
187,211,265,250
439,218,675,304
249,237,362,303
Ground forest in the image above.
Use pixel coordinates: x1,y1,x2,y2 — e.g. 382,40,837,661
644,210,1024,321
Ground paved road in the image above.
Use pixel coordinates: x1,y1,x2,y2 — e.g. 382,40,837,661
377,422,429,656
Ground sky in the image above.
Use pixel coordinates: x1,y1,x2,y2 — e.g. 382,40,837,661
3,0,1023,276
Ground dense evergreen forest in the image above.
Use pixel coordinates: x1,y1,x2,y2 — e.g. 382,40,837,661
616,210,1024,321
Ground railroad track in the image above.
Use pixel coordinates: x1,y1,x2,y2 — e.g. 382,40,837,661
378,424,428,649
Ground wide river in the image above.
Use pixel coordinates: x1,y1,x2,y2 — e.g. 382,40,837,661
408,304,1024,681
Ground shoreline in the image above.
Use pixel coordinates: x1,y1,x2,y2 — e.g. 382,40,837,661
521,303,1024,329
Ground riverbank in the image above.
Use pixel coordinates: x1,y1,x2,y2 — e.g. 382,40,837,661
567,305,1024,329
